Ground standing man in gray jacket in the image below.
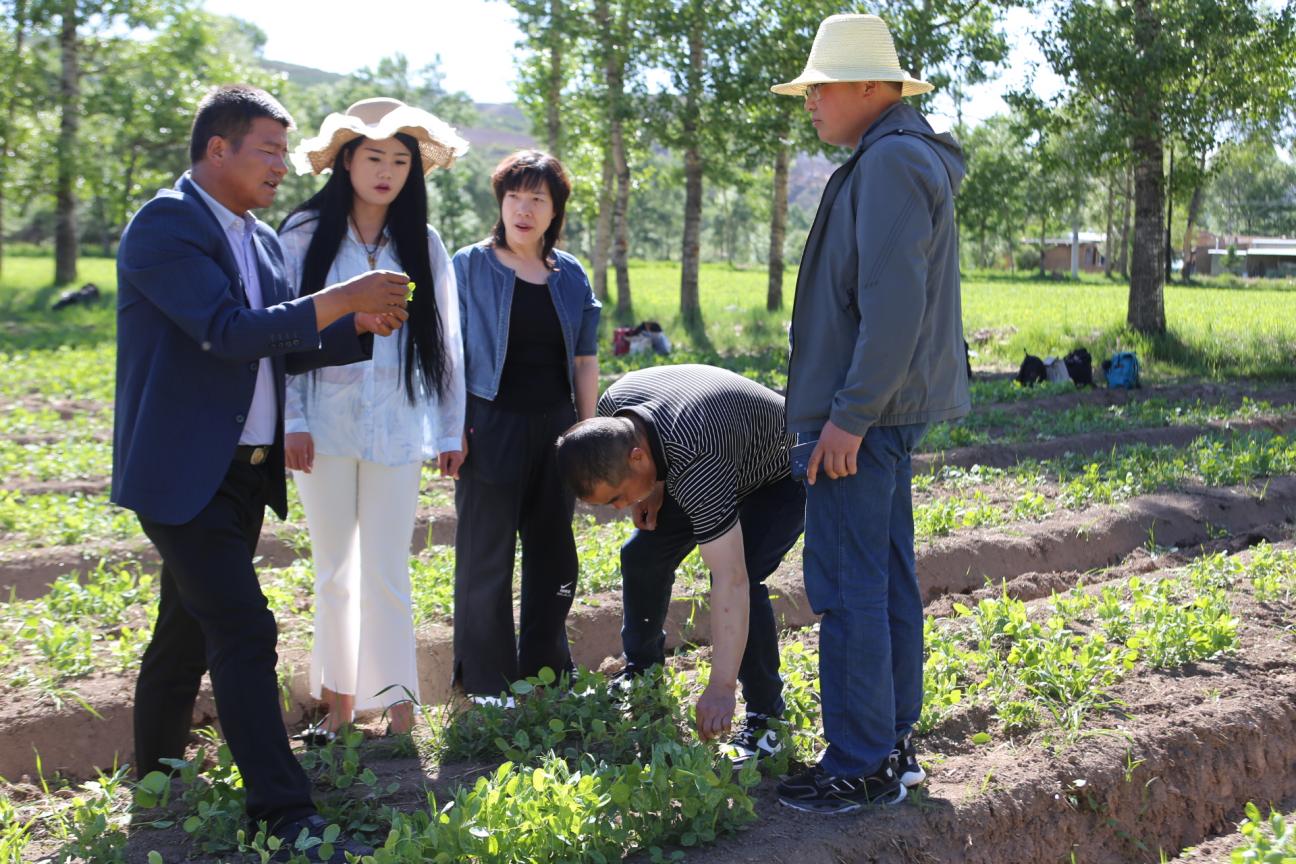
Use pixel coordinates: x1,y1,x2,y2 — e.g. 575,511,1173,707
770,14,970,814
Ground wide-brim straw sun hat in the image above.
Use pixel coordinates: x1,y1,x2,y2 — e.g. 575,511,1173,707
771,14,933,98
290,97,470,176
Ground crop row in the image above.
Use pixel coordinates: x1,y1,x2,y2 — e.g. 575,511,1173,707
911,428,1296,537
0,516,711,699
4,425,1293,553
920,394,1294,452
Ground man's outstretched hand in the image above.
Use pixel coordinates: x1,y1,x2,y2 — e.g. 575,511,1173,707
695,681,736,741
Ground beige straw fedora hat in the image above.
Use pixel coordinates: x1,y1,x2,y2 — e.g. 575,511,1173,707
290,97,470,176
771,14,933,98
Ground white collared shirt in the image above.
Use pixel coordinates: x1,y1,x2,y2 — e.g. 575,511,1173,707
279,211,465,466
188,174,278,446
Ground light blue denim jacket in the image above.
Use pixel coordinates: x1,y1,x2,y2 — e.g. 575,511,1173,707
452,242,601,401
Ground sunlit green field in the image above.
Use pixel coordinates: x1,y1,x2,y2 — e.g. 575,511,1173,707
4,256,1296,393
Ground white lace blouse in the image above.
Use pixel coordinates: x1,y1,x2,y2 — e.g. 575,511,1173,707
280,212,465,466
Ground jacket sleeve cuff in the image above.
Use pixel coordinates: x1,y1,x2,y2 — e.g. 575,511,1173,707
828,405,873,438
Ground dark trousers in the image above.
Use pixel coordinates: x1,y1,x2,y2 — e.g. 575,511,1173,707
453,396,579,696
135,460,313,829
620,475,806,717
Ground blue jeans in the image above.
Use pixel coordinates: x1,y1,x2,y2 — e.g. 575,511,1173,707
803,423,927,777
620,475,806,717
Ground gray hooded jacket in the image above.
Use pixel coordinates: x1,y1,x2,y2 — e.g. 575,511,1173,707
786,101,971,438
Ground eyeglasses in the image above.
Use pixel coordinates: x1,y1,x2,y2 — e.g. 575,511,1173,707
804,83,825,100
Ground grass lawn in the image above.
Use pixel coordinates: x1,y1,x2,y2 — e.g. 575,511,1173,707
2,255,1295,394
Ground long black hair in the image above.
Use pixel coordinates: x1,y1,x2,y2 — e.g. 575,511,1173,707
279,133,448,402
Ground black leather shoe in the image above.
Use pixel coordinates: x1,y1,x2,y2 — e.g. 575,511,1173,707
270,813,373,862
293,720,337,748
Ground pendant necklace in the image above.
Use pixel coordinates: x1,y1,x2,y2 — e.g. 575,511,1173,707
351,216,385,269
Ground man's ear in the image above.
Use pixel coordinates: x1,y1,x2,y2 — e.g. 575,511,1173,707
206,134,227,166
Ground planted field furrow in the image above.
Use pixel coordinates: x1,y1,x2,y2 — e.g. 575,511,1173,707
0,501,626,600
5,478,1293,786
681,546,1296,864
964,380,1296,420
915,414,1296,473
1170,800,1296,861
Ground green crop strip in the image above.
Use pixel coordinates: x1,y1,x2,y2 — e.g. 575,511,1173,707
0,491,140,548
0,435,111,483
909,430,1296,541
1231,802,1296,863
0,345,116,403
922,395,1293,452
915,545,1295,739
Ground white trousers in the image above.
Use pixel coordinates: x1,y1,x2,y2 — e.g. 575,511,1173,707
293,455,422,711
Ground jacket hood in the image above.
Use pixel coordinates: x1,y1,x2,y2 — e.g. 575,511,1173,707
858,102,965,194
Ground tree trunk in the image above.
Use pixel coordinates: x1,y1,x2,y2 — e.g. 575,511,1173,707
1129,133,1167,333
1180,156,1205,282
1164,143,1174,279
0,0,28,282
678,13,704,325
1104,170,1116,278
1127,0,1166,333
546,0,562,156
766,143,789,311
591,146,613,301
1118,165,1132,280
55,0,80,285
595,0,631,318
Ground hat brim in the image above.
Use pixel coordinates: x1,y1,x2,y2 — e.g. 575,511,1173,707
291,105,470,176
771,71,934,98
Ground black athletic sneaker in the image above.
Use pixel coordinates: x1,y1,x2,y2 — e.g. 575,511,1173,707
269,814,373,862
720,712,783,766
893,732,926,788
777,759,906,814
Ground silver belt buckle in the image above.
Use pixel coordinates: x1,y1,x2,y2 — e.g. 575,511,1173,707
249,446,268,466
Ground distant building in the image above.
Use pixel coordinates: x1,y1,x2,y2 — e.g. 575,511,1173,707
1028,232,1106,274
1194,232,1296,277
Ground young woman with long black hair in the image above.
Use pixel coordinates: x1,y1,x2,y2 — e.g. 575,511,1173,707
280,97,468,736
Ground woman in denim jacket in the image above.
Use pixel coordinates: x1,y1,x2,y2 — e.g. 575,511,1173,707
451,150,600,702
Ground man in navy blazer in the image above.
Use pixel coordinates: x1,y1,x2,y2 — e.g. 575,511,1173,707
112,85,408,858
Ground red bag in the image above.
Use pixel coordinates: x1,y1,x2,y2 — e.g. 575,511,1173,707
613,327,633,356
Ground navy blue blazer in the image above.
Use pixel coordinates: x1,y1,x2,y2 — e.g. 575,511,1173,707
111,174,372,525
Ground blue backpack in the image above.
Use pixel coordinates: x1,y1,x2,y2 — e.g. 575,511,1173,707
1103,352,1141,389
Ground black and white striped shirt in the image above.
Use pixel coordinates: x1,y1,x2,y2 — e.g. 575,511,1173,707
597,364,790,543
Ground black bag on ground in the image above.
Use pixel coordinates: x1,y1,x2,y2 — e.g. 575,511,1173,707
1016,352,1047,387
1063,347,1095,388
52,282,100,311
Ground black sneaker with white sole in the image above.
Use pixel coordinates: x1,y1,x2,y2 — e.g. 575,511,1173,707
893,732,926,788
776,759,906,814
720,712,783,766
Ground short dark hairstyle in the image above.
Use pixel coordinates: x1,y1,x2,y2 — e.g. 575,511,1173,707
490,149,572,263
190,85,294,164
555,417,639,498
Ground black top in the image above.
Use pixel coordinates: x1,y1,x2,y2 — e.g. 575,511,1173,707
597,364,790,544
494,277,572,413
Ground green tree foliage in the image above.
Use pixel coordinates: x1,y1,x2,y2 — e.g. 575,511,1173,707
958,114,1031,269
1041,0,1296,332
1205,133,1296,237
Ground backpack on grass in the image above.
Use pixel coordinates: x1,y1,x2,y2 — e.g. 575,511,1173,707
1063,347,1095,388
1102,352,1141,389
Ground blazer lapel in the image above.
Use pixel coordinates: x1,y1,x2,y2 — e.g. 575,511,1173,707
178,174,250,307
